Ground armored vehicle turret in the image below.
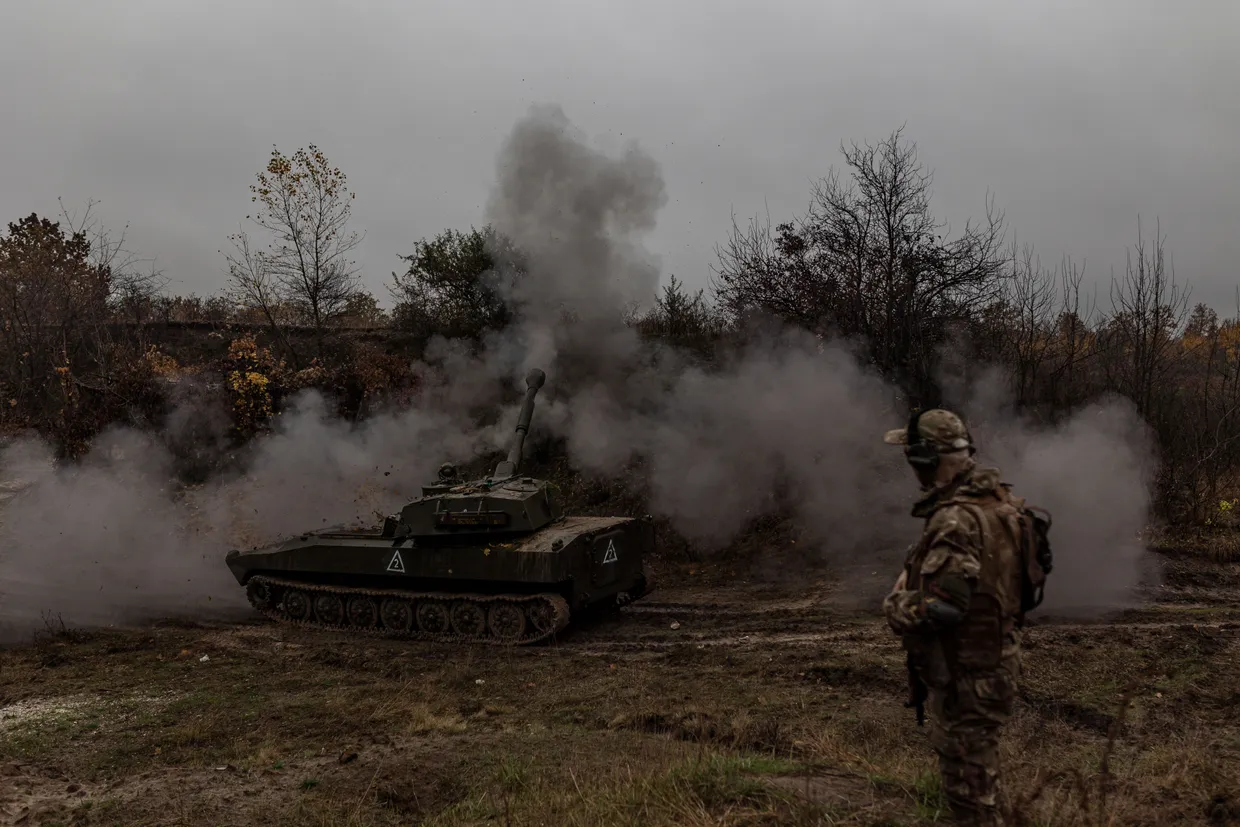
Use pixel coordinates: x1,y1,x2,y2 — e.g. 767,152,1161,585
225,368,654,645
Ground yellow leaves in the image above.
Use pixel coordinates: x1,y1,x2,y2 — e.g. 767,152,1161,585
1214,322,1240,363
226,333,284,374
145,346,180,378
248,144,354,213
1181,333,1206,351
228,367,273,433
1172,321,1240,366
265,155,293,177
226,334,279,436
1219,322,1240,346
227,334,259,363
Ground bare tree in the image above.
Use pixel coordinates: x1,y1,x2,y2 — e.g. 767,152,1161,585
224,144,363,357
710,206,836,333
1090,218,1191,516
1042,256,1099,413
713,127,1009,403
222,227,296,362
1102,218,1189,419
995,241,1057,408
57,197,167,313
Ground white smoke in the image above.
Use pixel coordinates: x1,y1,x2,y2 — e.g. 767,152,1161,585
0,104,1157,639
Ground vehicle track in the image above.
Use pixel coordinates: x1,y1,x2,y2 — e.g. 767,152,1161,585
549,589,1240,654
561,619,1240,653
109,573,1240,656
245,573,571,645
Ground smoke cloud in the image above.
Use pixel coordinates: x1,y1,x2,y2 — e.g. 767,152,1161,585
558,329,910,553
0,103,1156,639
944,367,1157,614
477,103,666,386
0,427,241,638
0,391,505,641
488,105,664,320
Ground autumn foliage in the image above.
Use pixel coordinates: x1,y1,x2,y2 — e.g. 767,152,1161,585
1,133,1237,530
225,335,277,439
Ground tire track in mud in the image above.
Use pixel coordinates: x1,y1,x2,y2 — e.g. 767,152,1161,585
555,590,1240,654
38,573,1237,656
561,619,1240,654
114,602,1240,657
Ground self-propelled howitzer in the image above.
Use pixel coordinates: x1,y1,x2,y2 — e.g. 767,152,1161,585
224,368,654,645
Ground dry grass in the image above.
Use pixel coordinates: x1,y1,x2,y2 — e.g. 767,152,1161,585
2,580,1238,826
1148,524,1240,564
1198,532,1240,564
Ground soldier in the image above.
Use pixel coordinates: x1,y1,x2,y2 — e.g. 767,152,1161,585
881,408,1031,827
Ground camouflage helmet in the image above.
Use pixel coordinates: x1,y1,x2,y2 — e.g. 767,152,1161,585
883,408,973,454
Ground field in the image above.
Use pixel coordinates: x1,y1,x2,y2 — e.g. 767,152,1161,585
1,549,1238,827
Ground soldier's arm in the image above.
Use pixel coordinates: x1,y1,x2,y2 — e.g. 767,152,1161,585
884,506,982,635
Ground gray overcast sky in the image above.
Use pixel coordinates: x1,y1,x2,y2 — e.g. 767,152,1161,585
2,1,1237,311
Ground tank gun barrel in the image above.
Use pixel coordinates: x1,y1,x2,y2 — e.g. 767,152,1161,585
493,368,545,480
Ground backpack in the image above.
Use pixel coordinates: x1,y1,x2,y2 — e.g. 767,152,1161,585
955,488,1054,623
1011,498,1054,619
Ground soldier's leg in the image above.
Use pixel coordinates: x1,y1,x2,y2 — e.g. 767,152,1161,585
929,672,1013,826
931,714,1003,825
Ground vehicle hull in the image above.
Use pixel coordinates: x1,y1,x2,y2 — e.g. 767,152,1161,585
225,515,655,644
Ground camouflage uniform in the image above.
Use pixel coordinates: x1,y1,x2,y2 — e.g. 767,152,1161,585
882,410,1024,827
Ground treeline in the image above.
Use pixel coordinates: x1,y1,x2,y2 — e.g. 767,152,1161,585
1,131,1235,526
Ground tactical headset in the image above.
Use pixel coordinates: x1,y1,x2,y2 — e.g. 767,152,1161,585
904,408,975,471
903,408,941,470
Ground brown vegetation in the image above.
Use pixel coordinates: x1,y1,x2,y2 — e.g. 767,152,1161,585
3,132,1237,535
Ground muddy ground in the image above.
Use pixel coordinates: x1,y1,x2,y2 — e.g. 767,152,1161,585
1,551,1238,827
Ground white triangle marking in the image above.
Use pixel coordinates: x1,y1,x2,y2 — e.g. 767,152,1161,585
387,550,406,573
602,539,618,564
